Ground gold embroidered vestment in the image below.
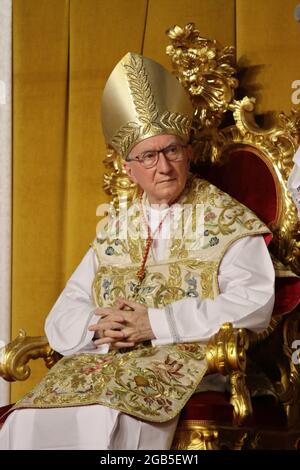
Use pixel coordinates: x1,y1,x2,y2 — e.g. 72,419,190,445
13,177,270,422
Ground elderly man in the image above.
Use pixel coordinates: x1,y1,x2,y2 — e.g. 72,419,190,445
0,53,274,450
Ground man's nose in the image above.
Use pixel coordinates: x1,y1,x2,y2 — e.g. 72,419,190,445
156,151,173,172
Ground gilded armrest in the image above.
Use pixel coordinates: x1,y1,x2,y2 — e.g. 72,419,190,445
206,322,251,425
0,330,59,382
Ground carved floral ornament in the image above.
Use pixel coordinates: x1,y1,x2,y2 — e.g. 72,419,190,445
166,23,238,129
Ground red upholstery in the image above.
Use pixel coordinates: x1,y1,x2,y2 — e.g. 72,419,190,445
180,392,233,424
199,147,279,226
179,393,287,428
274,277,300,316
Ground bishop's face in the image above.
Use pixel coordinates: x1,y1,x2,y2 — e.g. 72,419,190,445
124,134,191,206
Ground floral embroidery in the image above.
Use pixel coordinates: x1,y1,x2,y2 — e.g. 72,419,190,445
177,343,202,353
129,281,138,294
151,355,184,381
185,275,198,297
105,246,115,255
102,278,111,300
204,210,216,222
14,344,207,423
209,236,219,246
82,356,113,375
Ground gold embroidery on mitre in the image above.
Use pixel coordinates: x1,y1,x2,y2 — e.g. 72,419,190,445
123,54,160,131
102,53,193,158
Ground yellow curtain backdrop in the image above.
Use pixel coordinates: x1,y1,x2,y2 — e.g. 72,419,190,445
12,0,149,400
236,0,300,114
12,0,235,402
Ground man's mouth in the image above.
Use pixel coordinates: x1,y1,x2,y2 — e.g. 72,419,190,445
157,179,176,184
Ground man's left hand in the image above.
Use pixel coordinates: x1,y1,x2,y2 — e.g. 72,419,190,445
89,298,155,349
115,298,155,343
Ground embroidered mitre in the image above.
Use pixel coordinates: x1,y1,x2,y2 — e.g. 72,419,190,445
101,52,194,158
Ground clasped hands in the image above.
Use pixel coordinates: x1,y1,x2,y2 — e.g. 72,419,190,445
88,298,155,351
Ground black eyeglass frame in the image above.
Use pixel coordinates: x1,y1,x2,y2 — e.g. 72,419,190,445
126,143,188,168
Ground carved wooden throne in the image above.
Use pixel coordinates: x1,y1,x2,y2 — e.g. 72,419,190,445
1,23,300,450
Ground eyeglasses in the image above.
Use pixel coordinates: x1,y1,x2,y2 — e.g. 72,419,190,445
126,143,188,169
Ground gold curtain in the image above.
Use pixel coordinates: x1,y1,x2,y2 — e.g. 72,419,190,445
11,0,236,402
12,0,150,400
236,0,300,114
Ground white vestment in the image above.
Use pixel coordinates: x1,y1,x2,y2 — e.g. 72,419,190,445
0,221,275,449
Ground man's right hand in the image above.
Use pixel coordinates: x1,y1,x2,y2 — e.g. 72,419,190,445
88,307,136,350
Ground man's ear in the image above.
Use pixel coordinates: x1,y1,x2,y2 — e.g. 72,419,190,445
124,161,138,184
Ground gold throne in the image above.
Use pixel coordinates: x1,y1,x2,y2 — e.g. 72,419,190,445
1,23,300,450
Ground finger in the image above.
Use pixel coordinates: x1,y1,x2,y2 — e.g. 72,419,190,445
98,317,125,326
89,327,125,341
110,341,135,350
120,326,134,337
90,315,125,327
89,323,101,331
96,307,126,317
117,298,142,310
88,321,124,332
88,323,106,332
96,313,126,323
93,337,116,346
115,298,135,311
103,329,125,339
100,321,126,330
94,307,112,317
88,323,104,332
115,298,127,309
